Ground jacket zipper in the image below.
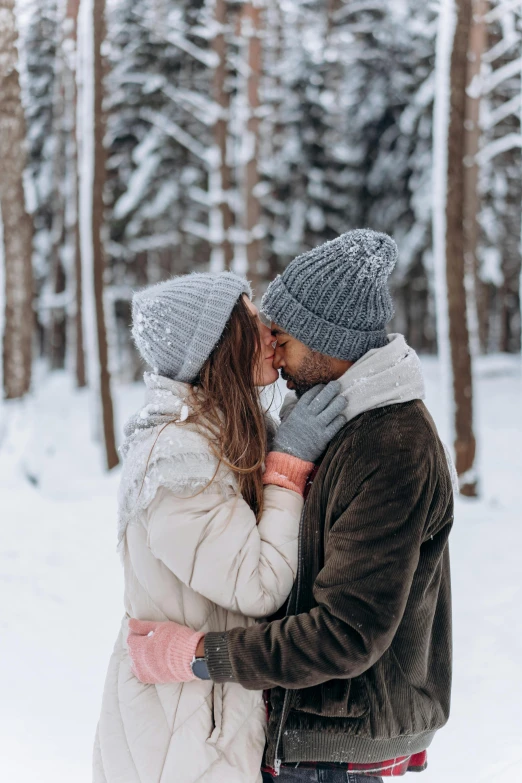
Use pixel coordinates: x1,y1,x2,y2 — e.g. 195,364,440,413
273,507,305,775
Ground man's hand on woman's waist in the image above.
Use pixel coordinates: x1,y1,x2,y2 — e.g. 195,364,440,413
127,618,205,683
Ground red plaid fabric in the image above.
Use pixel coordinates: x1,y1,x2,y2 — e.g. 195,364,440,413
261,752,427,777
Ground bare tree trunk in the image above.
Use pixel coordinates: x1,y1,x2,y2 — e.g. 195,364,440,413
66,0,86,387
463,0,488,353
518,5,522,362
263,0,284,279
0,0,34,399
242,1,263,298
49,35,68,371
73,184,86,386
447,0,478,496
92,0,118,469
211,0,233,271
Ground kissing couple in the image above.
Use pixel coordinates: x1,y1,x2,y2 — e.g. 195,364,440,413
94,229,454,783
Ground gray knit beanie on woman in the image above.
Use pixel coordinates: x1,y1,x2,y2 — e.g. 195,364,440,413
261,229,398,361
132,271,251,382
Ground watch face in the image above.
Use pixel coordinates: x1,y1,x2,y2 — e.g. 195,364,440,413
192,658,211,680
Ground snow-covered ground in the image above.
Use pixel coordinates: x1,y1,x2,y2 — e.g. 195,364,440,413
1,357,521,783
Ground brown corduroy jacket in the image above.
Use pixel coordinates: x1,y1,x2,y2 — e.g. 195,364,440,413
205,400,454,769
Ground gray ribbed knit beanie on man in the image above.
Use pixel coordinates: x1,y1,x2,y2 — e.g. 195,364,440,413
261,228,398,361
132,271,251,382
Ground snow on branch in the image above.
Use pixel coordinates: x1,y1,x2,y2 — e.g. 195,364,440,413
139,108,210,162
187,186,211,207
113,153,161,220
160,84,222,126
333,0,385,23
483,33,519,64
483,0,521,23
127,232,181,253
107,232,181,257
481,57,522,94
482,94,521,129
477,132,522,163
181,219,210,241
139,22,218,68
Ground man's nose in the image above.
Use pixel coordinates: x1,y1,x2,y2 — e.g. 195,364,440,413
272,347,284,370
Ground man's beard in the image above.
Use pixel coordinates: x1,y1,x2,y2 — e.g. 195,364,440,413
281,350,335,399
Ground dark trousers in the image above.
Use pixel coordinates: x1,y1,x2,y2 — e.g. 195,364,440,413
262,768,383,783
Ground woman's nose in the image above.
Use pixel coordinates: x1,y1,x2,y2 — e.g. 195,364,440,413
260,322,273,345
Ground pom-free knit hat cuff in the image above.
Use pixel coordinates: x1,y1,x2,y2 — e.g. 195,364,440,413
177,273,252,382
132,271,252,383
262,275,388,361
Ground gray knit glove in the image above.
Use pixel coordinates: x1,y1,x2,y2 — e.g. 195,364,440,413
272,381,347,463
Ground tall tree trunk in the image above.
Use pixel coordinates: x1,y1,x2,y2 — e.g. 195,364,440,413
0,0,34,399
447,0,478,495
49,34,68,371
242,1,263,298
210,0,233,271
518,14,522,362
78,0,118,469
73,183,86,387
92,0,118,469
66,0,86,387
463,0,488,353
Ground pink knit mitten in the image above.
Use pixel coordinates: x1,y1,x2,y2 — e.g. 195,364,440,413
127,618,204,684
263,452,314,496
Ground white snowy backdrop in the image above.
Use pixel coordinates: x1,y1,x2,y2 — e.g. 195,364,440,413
1,0,522,780
1,360,521,783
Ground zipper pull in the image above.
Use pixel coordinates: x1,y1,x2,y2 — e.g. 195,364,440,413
274,758,282,777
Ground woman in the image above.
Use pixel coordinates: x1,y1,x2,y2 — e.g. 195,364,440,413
93,271,346,783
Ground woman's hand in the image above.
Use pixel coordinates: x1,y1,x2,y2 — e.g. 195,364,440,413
272,381,347,463
127,618,204,684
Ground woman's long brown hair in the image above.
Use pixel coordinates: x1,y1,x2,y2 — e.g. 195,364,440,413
183,295,267,520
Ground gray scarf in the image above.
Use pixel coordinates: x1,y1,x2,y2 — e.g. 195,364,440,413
279,334,458,493
338,333,425,420
338,334,458,492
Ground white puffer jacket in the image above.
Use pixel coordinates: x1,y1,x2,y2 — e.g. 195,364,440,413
93,376,302,783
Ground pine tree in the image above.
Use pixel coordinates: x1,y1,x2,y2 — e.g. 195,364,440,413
105,0,211,280
477,2,522,353
65,0,86,386
241,0,264,296
260,0,438,350
0,0,34,399
23,0,58,275
210,0,234,270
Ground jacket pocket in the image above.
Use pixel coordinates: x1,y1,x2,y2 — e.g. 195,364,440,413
207,683,224,745
387,648,434,730
295,676,369,719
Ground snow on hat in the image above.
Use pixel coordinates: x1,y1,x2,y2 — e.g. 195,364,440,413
132,271,252,382
261,229,397,361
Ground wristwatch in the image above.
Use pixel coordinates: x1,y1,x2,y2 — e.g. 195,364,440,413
191,655,211,680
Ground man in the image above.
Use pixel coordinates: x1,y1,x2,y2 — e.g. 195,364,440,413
129,229,454,782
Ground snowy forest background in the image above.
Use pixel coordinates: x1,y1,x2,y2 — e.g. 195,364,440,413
1,0,521,494
1,1,522,781
0,0,521,491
